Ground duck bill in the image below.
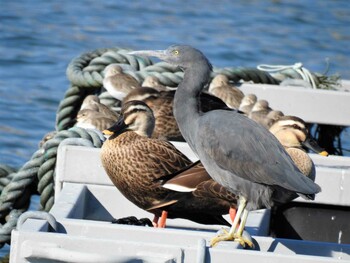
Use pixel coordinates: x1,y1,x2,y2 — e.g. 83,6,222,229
103,116,128,138
128,50,167,60
302,136,329,156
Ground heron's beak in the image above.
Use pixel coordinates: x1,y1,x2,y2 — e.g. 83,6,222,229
302,136,329,156
128,50,167,60
103,116,128,139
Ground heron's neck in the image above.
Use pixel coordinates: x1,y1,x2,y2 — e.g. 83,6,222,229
173,65,211,142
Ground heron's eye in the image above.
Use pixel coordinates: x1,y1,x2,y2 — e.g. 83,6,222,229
172,50,179,56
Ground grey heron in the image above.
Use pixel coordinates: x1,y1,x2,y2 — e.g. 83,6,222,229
129,45,321,248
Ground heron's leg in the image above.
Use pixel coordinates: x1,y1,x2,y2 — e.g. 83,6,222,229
227,197,246,236
210,197,246,247
234,208,254,248
236,209,248,236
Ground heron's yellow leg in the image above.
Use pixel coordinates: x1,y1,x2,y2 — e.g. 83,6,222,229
210,197,246,247
234,209,254,248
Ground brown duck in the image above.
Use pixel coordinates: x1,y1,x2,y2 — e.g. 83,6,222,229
100,100,237,227
269,115,328,180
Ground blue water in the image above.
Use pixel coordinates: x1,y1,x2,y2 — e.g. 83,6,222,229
0,0,349,256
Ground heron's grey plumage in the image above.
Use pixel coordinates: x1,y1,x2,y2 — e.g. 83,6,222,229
129,45,321,247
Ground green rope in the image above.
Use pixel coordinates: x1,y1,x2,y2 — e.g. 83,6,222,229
37,127,104,211
66,48,114,88
0,165,16,194
126,68,185,87
55,85,92,131
0,151,43,219
0,128,104,247
98,91,121,109
66,48,153,88
124,63,279,88
0,209,24,248
257,63,340,90
213,67,280,85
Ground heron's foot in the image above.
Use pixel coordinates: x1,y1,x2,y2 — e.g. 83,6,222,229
237,230,254,248
210,230,254,248
210,231,234,247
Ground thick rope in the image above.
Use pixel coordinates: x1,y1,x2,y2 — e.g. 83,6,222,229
258,63,317,88
38,127,104,211
124,64,279,88
66,48,115,88
0,209,24,248
0,128,104,247
213,67,280,85
66,48,154,88
98,91,121,110
0,165,16,194
257,62,340,90
55,85,92,131
0,151,43,219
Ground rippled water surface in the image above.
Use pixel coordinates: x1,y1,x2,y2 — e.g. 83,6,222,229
0,0,349,255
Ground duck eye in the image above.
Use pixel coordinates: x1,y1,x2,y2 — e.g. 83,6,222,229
172,50,179,56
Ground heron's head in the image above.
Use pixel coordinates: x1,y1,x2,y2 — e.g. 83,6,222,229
129,45,212,71
103,100,155,139
269,116,328,156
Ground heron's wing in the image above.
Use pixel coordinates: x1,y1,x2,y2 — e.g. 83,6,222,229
198,111,320,194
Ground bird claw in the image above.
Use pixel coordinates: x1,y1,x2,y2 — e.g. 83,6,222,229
237,230,254,248
210,229,254,249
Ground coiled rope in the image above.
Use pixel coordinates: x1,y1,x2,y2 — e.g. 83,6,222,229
0,127,104,247
0,46,341,255
0,165,16,194
257,62,340,90
258,63,317,89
